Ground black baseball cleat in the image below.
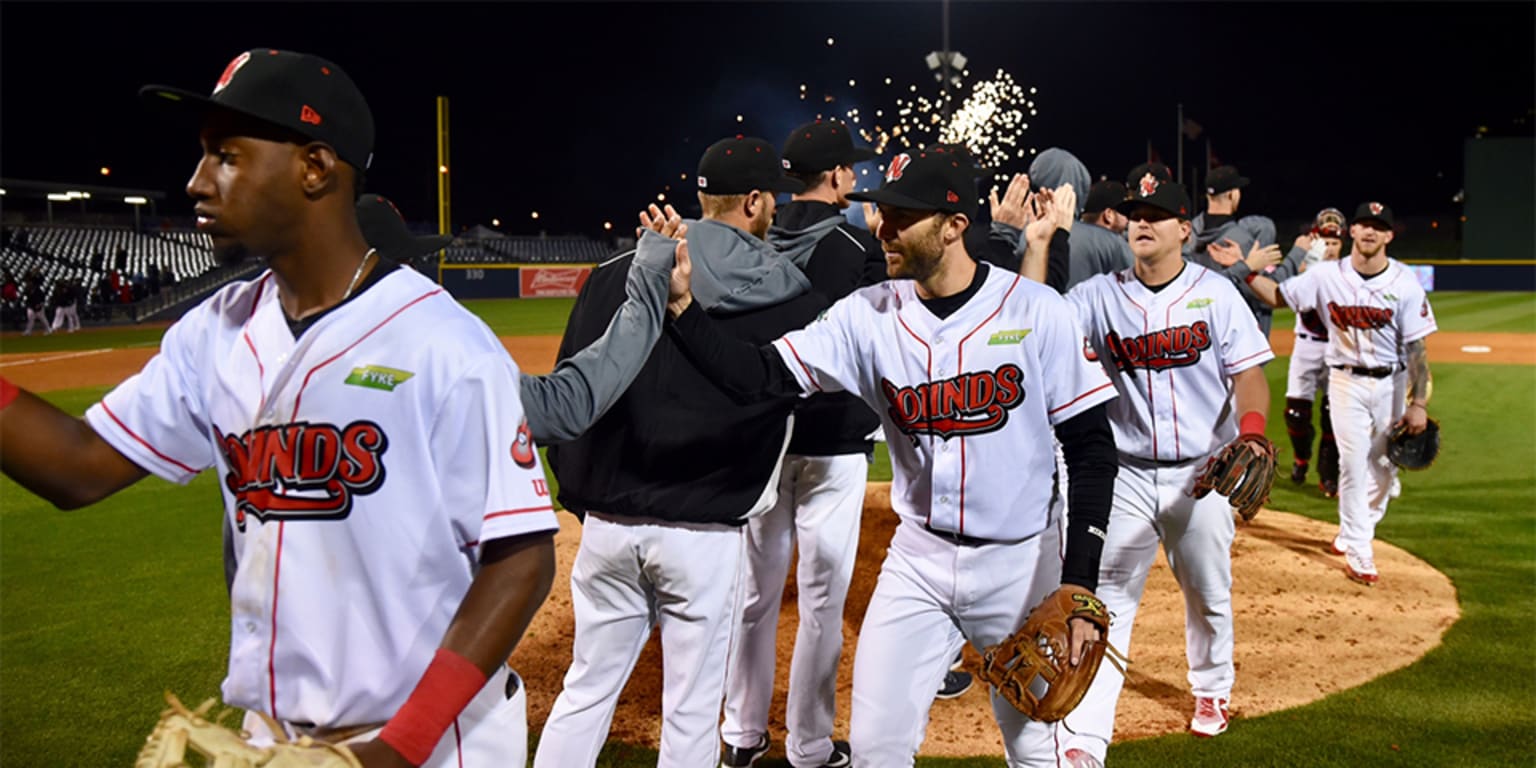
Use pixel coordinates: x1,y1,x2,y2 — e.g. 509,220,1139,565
936,670,973,699
721,734,770,768
1319,478,1338,499
1289,460,1309,484
819,740,852,768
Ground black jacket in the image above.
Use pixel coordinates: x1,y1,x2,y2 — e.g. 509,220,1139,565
548,251,827,525
769,201,883,457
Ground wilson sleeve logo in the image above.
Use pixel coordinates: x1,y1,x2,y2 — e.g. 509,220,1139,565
1327,301,1394,330
216,420,389,530
880,363,1026,440
1103,320,1212,372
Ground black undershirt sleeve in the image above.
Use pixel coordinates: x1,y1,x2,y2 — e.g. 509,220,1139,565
1053,402,1117,591
666,302,804,403
1046,228,1071,294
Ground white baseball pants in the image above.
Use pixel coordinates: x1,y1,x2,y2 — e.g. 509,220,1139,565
533,512,745,768
1284,335,1329,401
849,517,1064,767
1058,456,1236,762
722,453,867,768
1328,369,1396,558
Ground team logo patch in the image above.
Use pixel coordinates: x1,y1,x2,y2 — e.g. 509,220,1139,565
213,52,251,94
1327,301,1394,330
1420,298,1429,318
880,364,1026,441
511,419,537,469
1082,337,1099,362
1104,321,1212,372
344,365,414,392
887,153,912,182
987,328,1032,346
1185,297,1213,309
216,420,388,531
1138,173,1159,198
1369,202,1384,215
697,175,708,189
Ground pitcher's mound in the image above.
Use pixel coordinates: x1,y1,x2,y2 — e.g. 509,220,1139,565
516,483,1458,757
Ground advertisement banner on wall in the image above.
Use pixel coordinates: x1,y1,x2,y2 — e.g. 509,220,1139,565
519,267,591,297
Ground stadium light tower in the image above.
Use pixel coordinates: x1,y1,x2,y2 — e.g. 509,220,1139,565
927,0,966,119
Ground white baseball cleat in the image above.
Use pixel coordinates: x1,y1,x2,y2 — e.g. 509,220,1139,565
1189,696,1230,737
1330,536,1347,556
1345,548,1379,586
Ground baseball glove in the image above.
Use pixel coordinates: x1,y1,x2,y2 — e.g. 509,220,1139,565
137,692,361,768
1388,417,1440,470
979,586,1122,722
1193,433,1277,521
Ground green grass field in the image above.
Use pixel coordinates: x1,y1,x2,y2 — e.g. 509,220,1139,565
2,292,1533,766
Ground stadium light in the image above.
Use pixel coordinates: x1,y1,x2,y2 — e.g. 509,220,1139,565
100,166,111,176
124,196,148,205
0,189,6,195
47,193,71,201
492,218,501,227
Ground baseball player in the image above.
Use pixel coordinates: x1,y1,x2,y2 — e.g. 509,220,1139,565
717,119,882,768
1,50,559,767
534,136,823,768
49,279,82,333
1038,178,1274,766
1183,166,1297,338
1244,202,1437,585
664,147,1120,767
21,271,49,335
1274,209,1346,494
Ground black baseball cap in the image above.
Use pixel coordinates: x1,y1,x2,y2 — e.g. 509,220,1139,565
931,143,992,174
141,49,375,172
1351,201,1395,229
847,147,979,217
696,135,804,195
1083,180,1128,215
782,119,878,174
1125,161,1173,188
357,195,451,263
1205,165,1250,195
1116,176,1192,220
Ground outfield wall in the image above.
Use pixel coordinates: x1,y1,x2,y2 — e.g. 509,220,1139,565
437,263,594,299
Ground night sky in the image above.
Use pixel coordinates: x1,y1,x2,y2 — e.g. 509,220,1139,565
2,2,1532,236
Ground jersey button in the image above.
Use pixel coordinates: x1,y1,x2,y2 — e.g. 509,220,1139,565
940,495,949,503
245,622,257,634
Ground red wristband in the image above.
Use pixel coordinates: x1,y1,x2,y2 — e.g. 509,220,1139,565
1239,412,1265,436
1243,271,1260,285
0,377,19,410
378,648,488,765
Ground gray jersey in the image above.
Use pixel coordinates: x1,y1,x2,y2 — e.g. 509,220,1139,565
1066,222,1135,290
1183,213,1298,336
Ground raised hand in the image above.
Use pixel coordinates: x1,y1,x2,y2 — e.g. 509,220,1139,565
637,203,684,240
988,173,1032,229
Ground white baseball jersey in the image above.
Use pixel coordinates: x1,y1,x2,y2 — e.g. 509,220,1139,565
1279,258,1437,369
84,267,558,728
771,267,1115,542
1067,264,1273,462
